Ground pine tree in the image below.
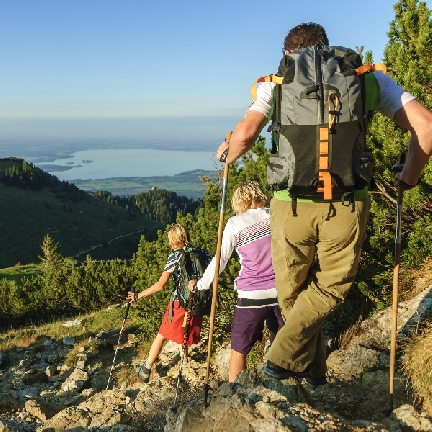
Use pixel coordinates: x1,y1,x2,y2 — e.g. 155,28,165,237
358,0,432,304
39,234,69,312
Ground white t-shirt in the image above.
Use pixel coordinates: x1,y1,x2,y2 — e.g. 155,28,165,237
248,71,415,120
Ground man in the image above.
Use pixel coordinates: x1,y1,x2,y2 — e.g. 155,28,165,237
217,22,432,385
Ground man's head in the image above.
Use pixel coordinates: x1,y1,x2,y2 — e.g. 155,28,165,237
231,181,268,215
168,224,190,250
283,22,329,52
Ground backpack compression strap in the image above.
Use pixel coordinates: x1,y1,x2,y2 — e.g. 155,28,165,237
317,92,341,201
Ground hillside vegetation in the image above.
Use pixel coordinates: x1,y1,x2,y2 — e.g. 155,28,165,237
92,188,202,226
0,157,163,267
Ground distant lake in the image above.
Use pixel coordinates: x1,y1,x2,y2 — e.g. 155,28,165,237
33,149,220,181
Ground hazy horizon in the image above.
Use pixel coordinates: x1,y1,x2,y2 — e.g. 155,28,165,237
0,116,239,140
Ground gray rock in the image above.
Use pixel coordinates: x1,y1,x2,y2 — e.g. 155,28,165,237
43,340,57,350
0,419,35,432
22,369,48,385
37,389,133,432
326,344,380,377
61,368,89,392
25,399,63,421
17,387,38,399
214,344,230,381
392,404,432,431
358,287,432,350
0,392,19,413
45,365,57,378
18,359,32,368
62,336,75,346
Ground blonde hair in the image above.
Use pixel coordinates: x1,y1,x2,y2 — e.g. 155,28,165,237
167,224,190,250
231,181,267,215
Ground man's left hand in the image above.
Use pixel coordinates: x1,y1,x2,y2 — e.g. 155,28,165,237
395,172,418,192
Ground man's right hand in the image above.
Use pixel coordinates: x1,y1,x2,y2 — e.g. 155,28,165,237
217,141,229,162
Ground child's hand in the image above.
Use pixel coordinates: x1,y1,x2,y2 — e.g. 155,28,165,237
188,280,197,292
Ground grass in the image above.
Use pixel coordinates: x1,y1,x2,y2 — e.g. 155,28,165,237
0,263,42,283
402,323,432,416
0,302,144,352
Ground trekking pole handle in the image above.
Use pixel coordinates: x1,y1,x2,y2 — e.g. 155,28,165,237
392,152,405,174
218,132,233,163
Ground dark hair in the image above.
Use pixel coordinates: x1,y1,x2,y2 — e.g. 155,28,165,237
283,23,329,51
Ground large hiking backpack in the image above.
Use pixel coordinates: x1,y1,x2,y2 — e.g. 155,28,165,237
176,247,212,316
262,45,385,204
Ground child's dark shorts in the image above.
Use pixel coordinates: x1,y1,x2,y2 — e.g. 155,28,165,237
230,298,284,354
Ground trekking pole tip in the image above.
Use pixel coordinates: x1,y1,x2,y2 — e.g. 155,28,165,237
203,383,211,408
170,405,178,414
382,408,393,417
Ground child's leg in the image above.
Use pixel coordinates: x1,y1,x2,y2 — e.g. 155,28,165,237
229,349,247,382
147,333,166,366
230,303,265,382
266,306,285,346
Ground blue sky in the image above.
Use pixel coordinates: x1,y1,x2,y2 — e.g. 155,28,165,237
0,0,412,144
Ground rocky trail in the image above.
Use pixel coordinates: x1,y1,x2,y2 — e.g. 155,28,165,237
0,286,431,432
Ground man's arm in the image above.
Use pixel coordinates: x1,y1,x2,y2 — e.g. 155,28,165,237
393,99,432,186
217,110,268,164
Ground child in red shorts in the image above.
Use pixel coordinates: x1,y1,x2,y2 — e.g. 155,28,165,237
127,224,207,383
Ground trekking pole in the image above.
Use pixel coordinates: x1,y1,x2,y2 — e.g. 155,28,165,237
203,132,231,407
171,295,194,413
385,152,405,415
106,288,134,390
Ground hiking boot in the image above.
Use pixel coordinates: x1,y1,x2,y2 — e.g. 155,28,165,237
133,363,150,383
264,361,309,380
305,375,327,386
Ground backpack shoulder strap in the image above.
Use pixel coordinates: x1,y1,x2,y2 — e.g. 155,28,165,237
355,64,387,75
250,74,284,101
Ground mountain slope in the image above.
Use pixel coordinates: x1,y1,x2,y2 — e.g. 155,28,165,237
0,158,162,267
0,286,431,431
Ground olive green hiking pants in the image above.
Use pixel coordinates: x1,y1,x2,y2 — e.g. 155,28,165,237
268,196,370,378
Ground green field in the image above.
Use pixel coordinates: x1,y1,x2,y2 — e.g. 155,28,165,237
72,169,218,199
0,263,42,283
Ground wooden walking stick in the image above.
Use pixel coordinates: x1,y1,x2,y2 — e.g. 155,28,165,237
385,152,405,415
203,132,231,407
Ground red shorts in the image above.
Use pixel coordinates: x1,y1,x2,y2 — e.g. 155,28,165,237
159,300,203,345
